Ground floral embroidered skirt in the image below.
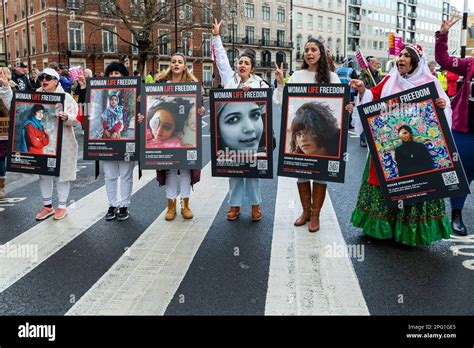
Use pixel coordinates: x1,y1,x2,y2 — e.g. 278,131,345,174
351,157,452,247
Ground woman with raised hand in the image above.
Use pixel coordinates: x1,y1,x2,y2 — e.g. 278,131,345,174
273,38,342,233
435,17,473,236
350,43,452,246
138,52,204,221
0,68,14,199
212,19,269,222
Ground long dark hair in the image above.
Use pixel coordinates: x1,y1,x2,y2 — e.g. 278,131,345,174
301,38,331,84
289,102,339,155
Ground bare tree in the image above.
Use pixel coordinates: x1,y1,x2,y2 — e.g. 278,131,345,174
78,0,223,76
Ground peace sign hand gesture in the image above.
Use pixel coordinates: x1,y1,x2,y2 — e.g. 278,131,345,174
440,16,459,34
212,19,223,36
274,63,284,86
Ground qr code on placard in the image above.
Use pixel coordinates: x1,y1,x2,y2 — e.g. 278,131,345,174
442,171,459,186
126,142,135,153
328,161,340,173
187,150,197,161
257,160,268,170
47,158,57,168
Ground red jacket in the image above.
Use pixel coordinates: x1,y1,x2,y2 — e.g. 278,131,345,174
26,123,49,154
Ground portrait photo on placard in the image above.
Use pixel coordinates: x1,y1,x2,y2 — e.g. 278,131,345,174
89,88,136,140
215,101,268,156
368,100,452,180
144,95,197,149
12,102,59,156
284,97,342,158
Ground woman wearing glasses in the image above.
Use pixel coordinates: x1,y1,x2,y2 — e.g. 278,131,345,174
34,68,79,221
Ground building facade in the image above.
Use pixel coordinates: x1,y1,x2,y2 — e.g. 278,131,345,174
218,0,292,85
346,0,454,71
293,0,346,71
0,0,217,88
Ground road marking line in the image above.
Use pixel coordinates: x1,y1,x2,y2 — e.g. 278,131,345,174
265,176,369,315
66,162,228,315
0,167,156,293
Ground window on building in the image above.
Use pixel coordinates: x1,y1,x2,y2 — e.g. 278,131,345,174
318,0,323,8
183,1,192,22
21,0,25,18
245,26,254,44
41,0,46,10
262,28,270,46
100,0,116,14
159,64,169,72
103,26,116,53
262,6,270,20
203,65,212,88
69,22,83,51
361,39,365,48
327,17,333,32
22,29,27,56
307,14,313,30
6,35,10,59
296,34,302,54
337,0,342,11
157,0,168,16
159,29,170,55
277,30,285,47
29,0,34,14
67,0,84,10
227,24,237,43
13,0,18,22
373,40,378,50
14,32,19,58
0,38,3,53
202,4,211,24
245,3,254,18
277,7,285,22
336,19,342,34
202,33,211,57
296,12,302,29
379,41,383,50
227,49,239,66
4,1,8,24
132,35,139,54
181,31,192,56
328,0,333,9
41,21,48,52
30,26,36,55
317,16,323,31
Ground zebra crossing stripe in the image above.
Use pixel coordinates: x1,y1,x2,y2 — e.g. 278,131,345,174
0,167,156,293
265,177,369,315
66,162,228,315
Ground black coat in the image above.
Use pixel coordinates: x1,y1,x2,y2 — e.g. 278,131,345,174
395,141,433,177
12,71,32,91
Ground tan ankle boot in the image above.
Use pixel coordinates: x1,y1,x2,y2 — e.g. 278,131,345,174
0,178,5,199
252,205,262,221
165,199,176,221
226,207,240,221
294,182,311,226
180,197,193,219
309,183,326,232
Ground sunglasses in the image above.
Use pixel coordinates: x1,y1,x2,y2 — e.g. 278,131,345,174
38,74,57,82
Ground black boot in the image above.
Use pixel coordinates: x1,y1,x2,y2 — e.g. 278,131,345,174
451,209,467,236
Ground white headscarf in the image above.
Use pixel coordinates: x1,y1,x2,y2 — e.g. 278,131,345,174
382,48,452,127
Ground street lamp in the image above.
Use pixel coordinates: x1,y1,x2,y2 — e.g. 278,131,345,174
230,7,237,66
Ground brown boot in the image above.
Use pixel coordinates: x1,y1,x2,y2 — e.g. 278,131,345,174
252,205,262,221
294,181,311,226
180,197,193,219
0,178,5,199
227,206,240,221
165,199,176,221
309,183,326,232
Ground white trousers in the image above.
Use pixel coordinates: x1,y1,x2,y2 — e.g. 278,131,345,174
103,161,135,208
39,176,71,208
165,169,191,199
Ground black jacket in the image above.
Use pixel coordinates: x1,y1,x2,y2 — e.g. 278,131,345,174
395,141,433,177
12,71,32,91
